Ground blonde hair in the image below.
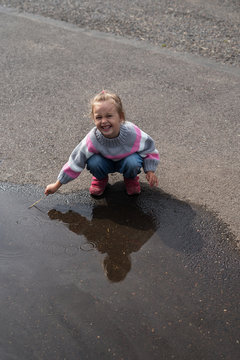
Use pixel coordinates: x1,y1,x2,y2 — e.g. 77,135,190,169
91,90,125,121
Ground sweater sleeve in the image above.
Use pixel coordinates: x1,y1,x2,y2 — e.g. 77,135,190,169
58,133,95,184
136,126,160,173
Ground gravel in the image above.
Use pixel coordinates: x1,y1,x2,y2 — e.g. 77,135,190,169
0,0,239,66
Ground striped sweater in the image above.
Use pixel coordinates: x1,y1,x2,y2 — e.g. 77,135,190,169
58,121,160,184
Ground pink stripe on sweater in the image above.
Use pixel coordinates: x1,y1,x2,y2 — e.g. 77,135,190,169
86,134,99,154
63,163,81,179
104,124,141,159
145,153,160,160
131,125,142,152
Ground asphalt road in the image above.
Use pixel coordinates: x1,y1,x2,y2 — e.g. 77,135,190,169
0,0,239,66
0,6,239,242
0,6,240,360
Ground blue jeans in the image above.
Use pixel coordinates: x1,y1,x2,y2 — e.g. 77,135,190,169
86,153,143,180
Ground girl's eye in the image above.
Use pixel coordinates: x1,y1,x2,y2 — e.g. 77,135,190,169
107,114,112,118
96,116,102,120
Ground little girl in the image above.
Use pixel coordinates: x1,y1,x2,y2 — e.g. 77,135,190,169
45,90,159,197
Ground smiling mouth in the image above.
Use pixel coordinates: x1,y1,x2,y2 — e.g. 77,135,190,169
101,125,111,131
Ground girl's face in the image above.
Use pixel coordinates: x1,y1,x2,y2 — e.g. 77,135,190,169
93,100,124,139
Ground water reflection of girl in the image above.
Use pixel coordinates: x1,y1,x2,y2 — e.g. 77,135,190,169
48,204,155,282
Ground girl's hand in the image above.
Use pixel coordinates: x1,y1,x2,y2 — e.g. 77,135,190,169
146,171,158,187
44,180,62,196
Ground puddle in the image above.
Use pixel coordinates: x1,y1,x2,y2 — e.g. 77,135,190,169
0,182,239,360
80,242,96,251
47,201,155,282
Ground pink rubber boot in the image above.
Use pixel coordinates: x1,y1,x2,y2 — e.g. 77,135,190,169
89,176,108,196
124,176,141,195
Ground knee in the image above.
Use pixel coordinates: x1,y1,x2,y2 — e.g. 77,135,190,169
87,154,102,170
87,154,114,174
123,154,142,169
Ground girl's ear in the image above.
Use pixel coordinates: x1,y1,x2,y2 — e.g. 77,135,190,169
120,112,125,122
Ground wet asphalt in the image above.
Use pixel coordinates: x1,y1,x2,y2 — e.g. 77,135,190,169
0,182,240,359
0,5,240,360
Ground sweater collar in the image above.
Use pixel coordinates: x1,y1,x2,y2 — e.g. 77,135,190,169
95,123,128,147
